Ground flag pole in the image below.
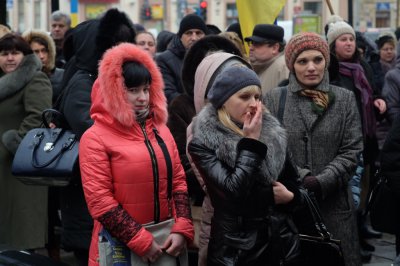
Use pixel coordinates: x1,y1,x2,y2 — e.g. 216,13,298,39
326,0,335,15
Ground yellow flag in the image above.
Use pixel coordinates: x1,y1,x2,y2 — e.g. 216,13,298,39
236,0,286,53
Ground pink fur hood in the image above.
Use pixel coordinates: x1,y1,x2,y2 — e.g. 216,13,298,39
90,43,167,128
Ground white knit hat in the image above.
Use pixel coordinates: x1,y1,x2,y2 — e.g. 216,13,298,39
327,21,355,46
326,15,344,25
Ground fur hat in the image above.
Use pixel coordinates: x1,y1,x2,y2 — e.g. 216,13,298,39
181,35,244,98
96,8,137,56
327,21,355,46
285,32,330,72
208,66,261,109
177,14,207,37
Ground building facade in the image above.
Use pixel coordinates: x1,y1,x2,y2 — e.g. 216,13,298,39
4,0,399,36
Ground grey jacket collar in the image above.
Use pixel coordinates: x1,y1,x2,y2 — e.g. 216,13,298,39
0,54,42,101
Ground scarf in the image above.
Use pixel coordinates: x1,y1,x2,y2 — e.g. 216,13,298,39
135,106,150,123
339,62,376,137
298,89,331,115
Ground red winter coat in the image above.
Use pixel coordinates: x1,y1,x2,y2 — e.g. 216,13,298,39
79,43,194,265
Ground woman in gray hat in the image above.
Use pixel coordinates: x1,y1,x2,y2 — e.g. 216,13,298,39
188,65,302,265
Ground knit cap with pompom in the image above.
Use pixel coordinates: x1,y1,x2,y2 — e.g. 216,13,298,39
327,20,355,46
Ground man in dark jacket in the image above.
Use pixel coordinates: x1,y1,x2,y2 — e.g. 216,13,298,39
380,114,400,264
58,9,136,265
156,14,207,104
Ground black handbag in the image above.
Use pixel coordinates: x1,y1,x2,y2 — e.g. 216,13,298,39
11,109,78,186
367,171,398,234
296,190,345,266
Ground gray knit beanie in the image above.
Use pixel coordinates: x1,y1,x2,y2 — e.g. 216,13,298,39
194,52,251,113
207,66,261,109
327,21,355,46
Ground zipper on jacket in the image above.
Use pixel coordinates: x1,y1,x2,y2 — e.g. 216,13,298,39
140,122,161,223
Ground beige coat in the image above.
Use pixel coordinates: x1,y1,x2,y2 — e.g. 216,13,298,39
253,52,289,96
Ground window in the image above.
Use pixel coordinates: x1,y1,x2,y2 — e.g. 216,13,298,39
17,0,24,32
226,3,238,27
34,0,40,29
304,1,322,15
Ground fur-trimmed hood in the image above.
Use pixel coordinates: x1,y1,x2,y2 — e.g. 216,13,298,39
191,104,287,182
0,54,42,101
22,29,56,72
90,43,167,129
182,35,244,98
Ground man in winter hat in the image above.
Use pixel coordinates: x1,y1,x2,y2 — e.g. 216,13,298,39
156,14,208,104
244,24,289,95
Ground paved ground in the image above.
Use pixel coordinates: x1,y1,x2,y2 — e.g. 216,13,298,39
52,231,398,266
363,233,397,266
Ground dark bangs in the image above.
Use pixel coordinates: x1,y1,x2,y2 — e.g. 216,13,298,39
30,36,49,50
0,33,33,55
122,61,152,88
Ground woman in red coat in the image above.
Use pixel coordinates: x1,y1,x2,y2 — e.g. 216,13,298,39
79,43,194,265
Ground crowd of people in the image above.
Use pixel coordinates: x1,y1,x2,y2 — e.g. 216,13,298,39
0,7,399,266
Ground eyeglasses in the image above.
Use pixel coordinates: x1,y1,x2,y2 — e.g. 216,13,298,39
247,41,275,48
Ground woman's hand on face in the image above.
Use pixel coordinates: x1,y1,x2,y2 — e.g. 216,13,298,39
243,101,262,140
142,240,163,263
374,99,387,114
162,233,186,257
272,181,294,204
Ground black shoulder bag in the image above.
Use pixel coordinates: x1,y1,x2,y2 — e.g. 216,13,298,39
11,109,78,186
365,170,397,234
296,190,345,266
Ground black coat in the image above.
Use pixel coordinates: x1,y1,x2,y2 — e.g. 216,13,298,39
188,105,302,265
166,36,243,204
156,36,186,104
380,114,400,235
381,114,400,194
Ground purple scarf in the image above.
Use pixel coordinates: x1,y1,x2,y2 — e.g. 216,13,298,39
339,62,376,137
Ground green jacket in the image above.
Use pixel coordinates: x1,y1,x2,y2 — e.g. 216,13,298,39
0,54,52,249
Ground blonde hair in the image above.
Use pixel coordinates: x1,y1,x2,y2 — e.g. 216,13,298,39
217,85,262,136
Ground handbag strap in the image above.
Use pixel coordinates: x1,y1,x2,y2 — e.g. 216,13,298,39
153,128,173,216
300,189,331,239
31,129,77,169
364,169,386,217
